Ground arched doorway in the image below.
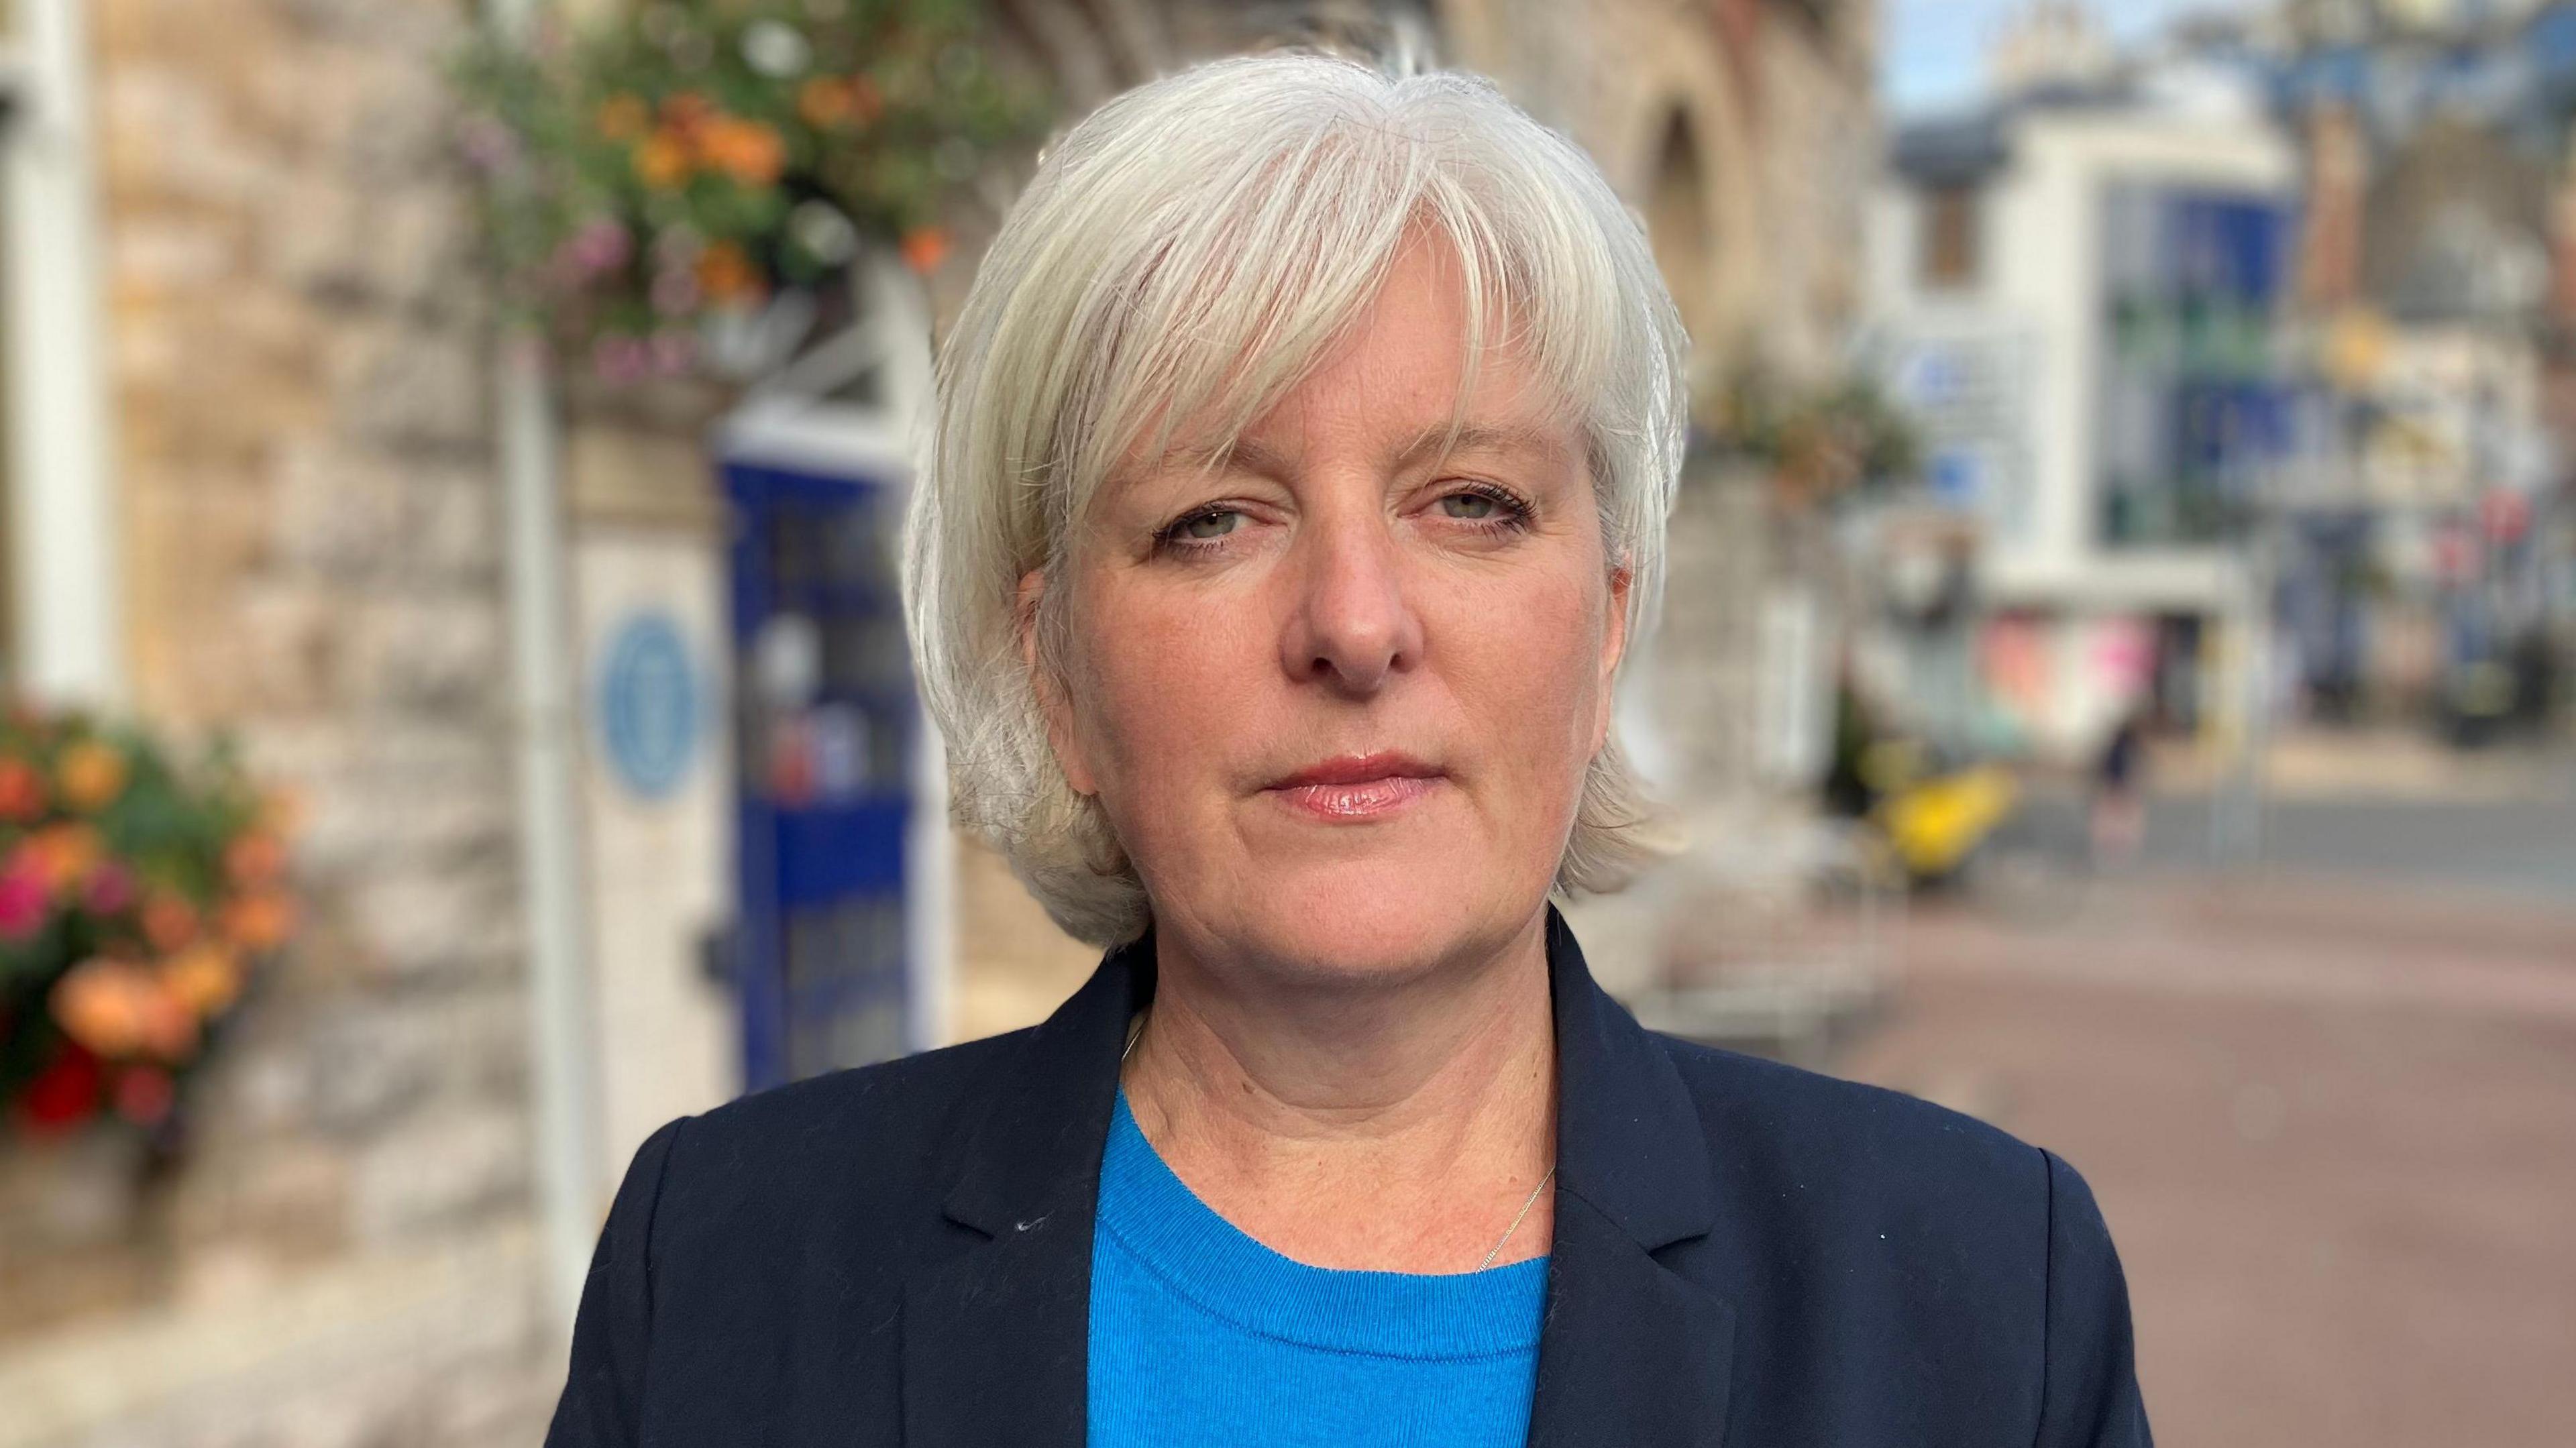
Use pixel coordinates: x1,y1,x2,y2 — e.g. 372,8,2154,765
1646,107,1719,355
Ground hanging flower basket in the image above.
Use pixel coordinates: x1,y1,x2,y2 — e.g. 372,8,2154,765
452,0,1046,385
1700,363,1925,510
0,707,298,1150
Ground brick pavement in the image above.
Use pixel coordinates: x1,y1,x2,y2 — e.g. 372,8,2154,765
1831,875,2576,1448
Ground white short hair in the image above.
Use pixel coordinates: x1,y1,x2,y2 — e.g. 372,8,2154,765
904,53,1688,945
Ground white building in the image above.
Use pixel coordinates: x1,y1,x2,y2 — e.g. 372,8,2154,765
1867,78,2303,758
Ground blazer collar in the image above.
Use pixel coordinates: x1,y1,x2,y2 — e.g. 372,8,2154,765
904,905,1735,1448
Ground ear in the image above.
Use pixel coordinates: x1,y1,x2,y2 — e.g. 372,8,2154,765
1589,560,1631,756
1018,567,1099,797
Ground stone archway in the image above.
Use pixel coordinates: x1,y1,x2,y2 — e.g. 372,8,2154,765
1648,106,1720,351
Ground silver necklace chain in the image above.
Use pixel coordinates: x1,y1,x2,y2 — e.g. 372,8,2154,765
1120,1009,1554,1271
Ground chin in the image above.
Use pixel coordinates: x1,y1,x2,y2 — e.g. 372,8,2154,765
1212,858,1540,989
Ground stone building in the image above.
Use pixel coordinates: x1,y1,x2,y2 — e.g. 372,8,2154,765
0,3,1877,1443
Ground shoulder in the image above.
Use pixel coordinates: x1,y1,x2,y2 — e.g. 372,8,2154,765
1652,1031,2061,1254
637,1027,1033,1247
1635,1038,2145,1441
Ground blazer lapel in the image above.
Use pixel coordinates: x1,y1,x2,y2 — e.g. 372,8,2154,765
900,934,1150,1448
897,910,1737,1448
1525,907,1738,1448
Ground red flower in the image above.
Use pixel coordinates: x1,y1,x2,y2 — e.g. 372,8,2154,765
15,1041,103,1135
113,1065,174,1126
0,758,46,822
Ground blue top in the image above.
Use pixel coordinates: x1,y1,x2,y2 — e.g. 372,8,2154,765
1087,1089,1551,1448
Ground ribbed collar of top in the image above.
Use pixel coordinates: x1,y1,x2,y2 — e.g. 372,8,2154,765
1097,1087,1549,1360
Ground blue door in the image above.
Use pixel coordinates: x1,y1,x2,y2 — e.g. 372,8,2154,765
723,456,918,1091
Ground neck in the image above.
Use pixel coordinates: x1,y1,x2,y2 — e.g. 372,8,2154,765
1118,909,1558,1273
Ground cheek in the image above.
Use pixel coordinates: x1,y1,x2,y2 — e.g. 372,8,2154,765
1065,574,1271,795
1434,569,1607,780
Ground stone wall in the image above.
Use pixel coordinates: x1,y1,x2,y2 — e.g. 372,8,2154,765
0,0,554,1443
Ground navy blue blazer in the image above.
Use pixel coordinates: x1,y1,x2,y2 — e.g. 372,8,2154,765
547,909,2151,1446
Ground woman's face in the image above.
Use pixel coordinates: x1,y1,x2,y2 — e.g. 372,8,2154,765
1034,239,1627,984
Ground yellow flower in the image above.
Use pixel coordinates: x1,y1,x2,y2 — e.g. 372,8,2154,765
595,94,649,142
56,740,129,812
163,943,246,1015
635,133,692,190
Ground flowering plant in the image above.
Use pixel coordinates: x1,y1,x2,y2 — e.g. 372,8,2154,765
0,708,297,1144
453,0,1043,384
1701,363,1924,507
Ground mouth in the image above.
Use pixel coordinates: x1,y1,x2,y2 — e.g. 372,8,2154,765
1261,752,1447,822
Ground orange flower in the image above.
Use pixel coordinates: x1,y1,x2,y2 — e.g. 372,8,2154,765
847,76,884,125
797,76,852,129
258,787,306,840
142,891,198,953
26,822,103,893
661,91,716,133
634,132,692,190
595,93,649,142
134,981,199,1062
163,942,246,1015
52,958,146,1057
900,225,950,276
700,117,785,186
225,830,287,889
56,739,129,812
0,758,46,822
695,241,764,304
219,891,297,952
52,958,193,1061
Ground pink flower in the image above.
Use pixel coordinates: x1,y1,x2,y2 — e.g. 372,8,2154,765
650,266,701,318
0,863,50,940
83,860,137,917
649,331,697,376
455,117,521,175
591,335,652,384
563,219,634,278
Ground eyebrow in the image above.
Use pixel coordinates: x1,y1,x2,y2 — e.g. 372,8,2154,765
1183,421,1570,480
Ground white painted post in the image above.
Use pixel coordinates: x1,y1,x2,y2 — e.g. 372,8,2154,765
3,0,125,705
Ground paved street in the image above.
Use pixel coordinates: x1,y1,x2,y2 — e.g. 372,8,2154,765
1833,864,2576,1448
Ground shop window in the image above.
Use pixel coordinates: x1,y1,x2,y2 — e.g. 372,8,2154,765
1920,183,1982,291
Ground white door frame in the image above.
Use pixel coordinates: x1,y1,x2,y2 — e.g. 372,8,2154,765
2,0,123,705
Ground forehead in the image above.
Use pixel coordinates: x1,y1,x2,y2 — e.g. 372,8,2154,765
1130,239,1583,480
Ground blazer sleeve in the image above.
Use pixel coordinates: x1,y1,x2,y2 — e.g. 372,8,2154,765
2034,1149,2153,1447
545,1117,687,1448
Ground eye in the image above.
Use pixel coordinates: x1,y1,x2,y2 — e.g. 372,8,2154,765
1428,481,1532,531
1155,504,1250,553
1179,508,1244,539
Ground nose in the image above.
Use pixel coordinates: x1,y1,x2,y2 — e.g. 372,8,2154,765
1279,505,1423,695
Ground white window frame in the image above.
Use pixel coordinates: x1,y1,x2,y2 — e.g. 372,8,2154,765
2,0,123,706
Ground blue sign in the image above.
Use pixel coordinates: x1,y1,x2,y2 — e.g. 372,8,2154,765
597,611,704,800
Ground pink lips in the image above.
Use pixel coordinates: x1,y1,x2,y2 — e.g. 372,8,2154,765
1264,752,1445,822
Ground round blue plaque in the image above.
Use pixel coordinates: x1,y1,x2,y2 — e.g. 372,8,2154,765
596,611,704,800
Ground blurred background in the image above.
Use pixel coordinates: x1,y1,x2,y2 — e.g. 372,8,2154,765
0,0,2568,1442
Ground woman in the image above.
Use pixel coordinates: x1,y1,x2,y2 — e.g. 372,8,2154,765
548,55,2150,1447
